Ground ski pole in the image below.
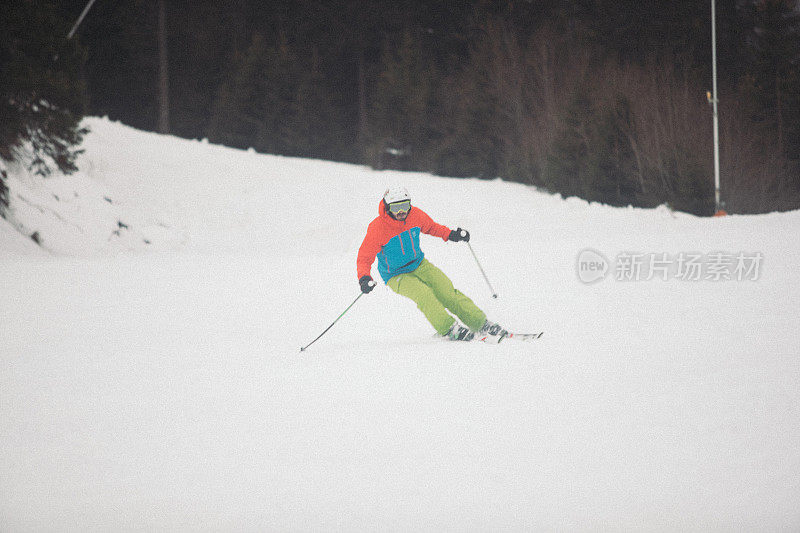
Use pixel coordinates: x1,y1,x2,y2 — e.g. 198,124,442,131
467,241,498,298
300,292,365,352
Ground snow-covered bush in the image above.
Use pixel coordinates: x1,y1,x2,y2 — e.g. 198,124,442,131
0,1,87,177
0,169,8,217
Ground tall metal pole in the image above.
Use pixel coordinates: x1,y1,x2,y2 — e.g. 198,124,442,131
67,0,98,39
157,0,170,134
711,0,722,213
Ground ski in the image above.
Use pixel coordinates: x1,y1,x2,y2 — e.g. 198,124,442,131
476,331,543,343
505,332,544,341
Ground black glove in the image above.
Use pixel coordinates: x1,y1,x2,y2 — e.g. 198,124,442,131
359,275,376,294
448,227,470,242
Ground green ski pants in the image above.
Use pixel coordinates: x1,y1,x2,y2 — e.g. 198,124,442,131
387,258,486,335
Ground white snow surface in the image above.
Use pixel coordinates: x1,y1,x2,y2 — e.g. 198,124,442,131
1,118,799,531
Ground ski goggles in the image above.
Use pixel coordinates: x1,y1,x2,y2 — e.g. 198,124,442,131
387,200,411,215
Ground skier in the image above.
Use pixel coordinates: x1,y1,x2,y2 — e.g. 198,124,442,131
357,187,508,342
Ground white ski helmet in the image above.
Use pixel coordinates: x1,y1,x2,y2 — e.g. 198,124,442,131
383,186,410,205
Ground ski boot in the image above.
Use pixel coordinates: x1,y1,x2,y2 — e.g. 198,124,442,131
445,320,475,341
478,319,509,343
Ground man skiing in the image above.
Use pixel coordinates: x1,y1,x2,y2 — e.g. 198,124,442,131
357,187,508,342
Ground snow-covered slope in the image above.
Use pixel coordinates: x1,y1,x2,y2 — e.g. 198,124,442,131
1,118,799,531
0,215,45,256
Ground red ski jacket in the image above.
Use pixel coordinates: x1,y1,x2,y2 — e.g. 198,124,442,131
357,201,451,282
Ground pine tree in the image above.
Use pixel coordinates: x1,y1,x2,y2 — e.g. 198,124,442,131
77,0,159,132
740,0,800,157
368,32,435,169
287,47,347,160
0,170,9,216
207,32,298,154
0,0,88,176
543,91,642,208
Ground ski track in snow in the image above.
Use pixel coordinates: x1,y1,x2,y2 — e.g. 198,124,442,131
1,118,799,531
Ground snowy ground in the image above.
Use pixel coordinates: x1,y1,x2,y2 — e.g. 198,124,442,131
2,118,799,531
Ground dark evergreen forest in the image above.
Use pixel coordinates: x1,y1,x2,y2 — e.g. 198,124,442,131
4,0,800,215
